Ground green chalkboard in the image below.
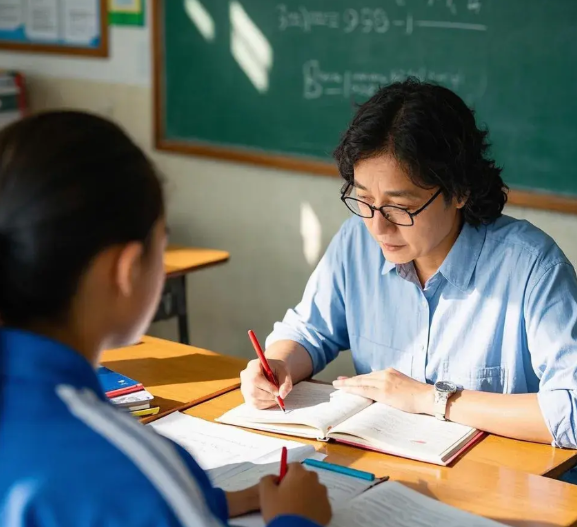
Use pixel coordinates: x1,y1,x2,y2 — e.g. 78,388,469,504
155,1,577,212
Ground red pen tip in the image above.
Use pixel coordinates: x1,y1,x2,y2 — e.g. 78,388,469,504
248,330,285,413
279,446,288,482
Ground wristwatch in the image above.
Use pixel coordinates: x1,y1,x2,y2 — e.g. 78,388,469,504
434,381,458,421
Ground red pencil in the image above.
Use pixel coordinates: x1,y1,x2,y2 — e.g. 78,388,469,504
248,330,286,413
279,446,288,482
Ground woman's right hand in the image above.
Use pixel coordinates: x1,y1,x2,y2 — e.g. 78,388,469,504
240,358,293,409
259,463,332,526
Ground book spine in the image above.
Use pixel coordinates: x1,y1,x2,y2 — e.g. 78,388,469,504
105,383,143,398
131,407,160,417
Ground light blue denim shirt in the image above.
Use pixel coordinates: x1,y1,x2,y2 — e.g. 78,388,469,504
266,215,577,448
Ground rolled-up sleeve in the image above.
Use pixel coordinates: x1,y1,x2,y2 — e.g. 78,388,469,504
266,225,350,375
525,261,577,448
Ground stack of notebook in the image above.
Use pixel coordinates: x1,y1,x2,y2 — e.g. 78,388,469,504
0,70,27,130
97,366,159,417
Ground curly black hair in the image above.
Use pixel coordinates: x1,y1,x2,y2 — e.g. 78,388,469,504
333,78,508,226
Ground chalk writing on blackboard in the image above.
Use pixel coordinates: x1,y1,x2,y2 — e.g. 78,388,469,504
277,2,486,35
303,60,463,100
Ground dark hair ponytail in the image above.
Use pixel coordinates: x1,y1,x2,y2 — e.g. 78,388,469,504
0,111,164,327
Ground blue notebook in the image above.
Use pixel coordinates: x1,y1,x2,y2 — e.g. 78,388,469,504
97,366,143,397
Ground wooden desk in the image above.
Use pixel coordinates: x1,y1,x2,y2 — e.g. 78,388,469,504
164,246,230,278
185,390,577,527
101,336,246,422
158,246,230,344
467,434,577,478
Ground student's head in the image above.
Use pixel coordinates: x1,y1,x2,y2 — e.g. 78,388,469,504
0,111,166,352
334,78,507,265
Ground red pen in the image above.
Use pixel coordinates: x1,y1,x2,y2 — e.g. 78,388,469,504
248,330,286,413
279,446,288,482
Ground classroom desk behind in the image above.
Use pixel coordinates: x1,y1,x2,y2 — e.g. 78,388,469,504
101,336,246,421
164,246,230,277
158,246,230,344
185,390,577,527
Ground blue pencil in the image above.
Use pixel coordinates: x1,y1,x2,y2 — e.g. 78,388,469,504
303,458,375,481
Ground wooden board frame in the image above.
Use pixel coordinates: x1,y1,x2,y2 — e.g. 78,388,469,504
0,0,109,57
152,1,577,215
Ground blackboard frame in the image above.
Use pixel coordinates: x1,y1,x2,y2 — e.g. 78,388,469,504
153,0,577,215
0,0,109,58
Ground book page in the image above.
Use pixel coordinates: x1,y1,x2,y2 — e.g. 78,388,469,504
110,390,153,405
231,463,377,527
329,403,475,461
149,412,312,475
331,482,504,527
217,382,372,437
310,465,378,506
211,448,320,491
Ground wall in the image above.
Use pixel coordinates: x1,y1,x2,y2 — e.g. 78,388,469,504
2,20,577,380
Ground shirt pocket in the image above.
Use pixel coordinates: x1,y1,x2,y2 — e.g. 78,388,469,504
444,364,508,393
350,335,412,376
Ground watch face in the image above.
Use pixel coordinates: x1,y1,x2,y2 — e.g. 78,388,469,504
435,381,457,393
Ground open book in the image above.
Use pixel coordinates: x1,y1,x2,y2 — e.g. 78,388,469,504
233,480,504,527
217,382,483,466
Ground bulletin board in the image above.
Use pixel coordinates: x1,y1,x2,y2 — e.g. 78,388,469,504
0,0,108,57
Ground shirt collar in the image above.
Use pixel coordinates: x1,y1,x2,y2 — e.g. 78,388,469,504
0,328,106,400
438,222,487,291
380,222,487,291
382,259,397,275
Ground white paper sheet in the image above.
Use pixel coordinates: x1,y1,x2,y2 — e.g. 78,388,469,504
331,482,504,527
0,0,23,30
149,412,314,475
61,0,98,44
231,463,377,527
25,0,59,41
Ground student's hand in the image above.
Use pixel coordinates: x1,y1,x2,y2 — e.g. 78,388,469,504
225,485,260,518
332,368,434,415
259,463,332,526
240,358,293,409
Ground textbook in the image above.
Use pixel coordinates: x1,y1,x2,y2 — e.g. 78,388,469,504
233,480,503,527
97,366,143,398
109,389,153,411
130,406,159,417
217,382,483,466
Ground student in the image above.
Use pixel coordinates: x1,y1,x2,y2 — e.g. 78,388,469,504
241,79,577,449
0,111,331,527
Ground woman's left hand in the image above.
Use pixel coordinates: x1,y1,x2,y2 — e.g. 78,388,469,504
332,368,434,415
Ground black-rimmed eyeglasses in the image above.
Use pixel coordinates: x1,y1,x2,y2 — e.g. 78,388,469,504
341,184,443,227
